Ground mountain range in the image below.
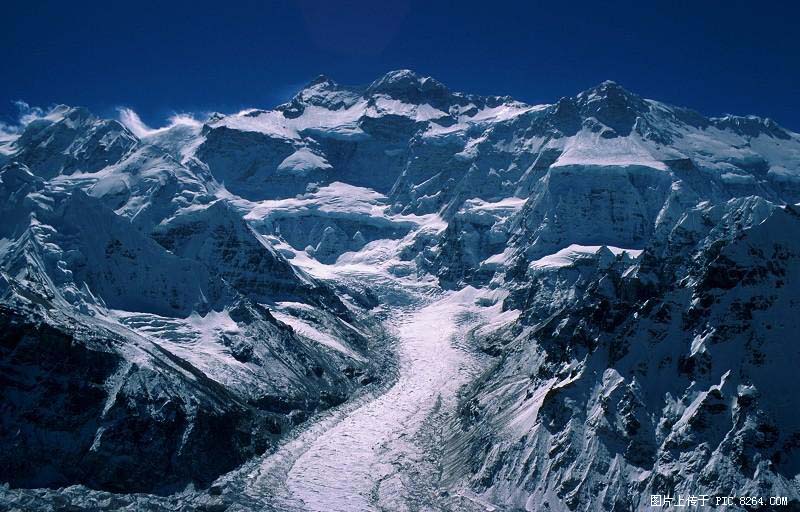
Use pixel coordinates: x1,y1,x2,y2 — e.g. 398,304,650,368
1,70,799,511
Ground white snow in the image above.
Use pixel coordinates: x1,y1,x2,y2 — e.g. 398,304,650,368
118,108,202,139
530,244,643,269
270,310,365,362
277,148,333,175
210,101,370,141
108,309,260,392
462,196,527,213
423,102,546,139
369,96,449,122
720,172,757,185
473,103,541,122
552,130,669,170
482,247,515,267
243,182,388,221
256,286,489,511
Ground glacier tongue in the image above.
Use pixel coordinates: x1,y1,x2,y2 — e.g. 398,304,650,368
287,287,494,512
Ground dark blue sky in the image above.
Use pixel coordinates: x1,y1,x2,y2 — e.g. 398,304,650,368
2,0,798,130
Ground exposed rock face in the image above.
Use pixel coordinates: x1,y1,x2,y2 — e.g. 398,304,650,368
195,126,303,200
150,199,350,315
0,305,274,494
511,164,674,259
11,106,138,179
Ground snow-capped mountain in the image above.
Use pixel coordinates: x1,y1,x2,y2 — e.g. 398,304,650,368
454,199,800,510
1,70,799,511
0,103,379,496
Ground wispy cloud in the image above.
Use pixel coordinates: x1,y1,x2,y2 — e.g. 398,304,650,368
0,100,48,140
117,108,202,138
15,101,45,125
0,122,17,141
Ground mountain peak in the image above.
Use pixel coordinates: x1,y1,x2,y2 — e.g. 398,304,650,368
366,69,423,94
366,69,450,106
23,105,93,126
578,80,640,102
306,74,337,88
372,69,420,84
571,80,650,135
279,74,359,116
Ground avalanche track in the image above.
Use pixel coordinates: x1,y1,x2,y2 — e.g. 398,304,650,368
241,277,491,511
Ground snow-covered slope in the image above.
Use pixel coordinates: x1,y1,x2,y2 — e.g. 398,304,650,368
452,201,800,511
1,70,799,511
175,70,800,287
185,74,800,212
0,107,382,496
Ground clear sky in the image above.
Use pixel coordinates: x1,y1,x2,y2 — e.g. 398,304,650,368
2,0,798,130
